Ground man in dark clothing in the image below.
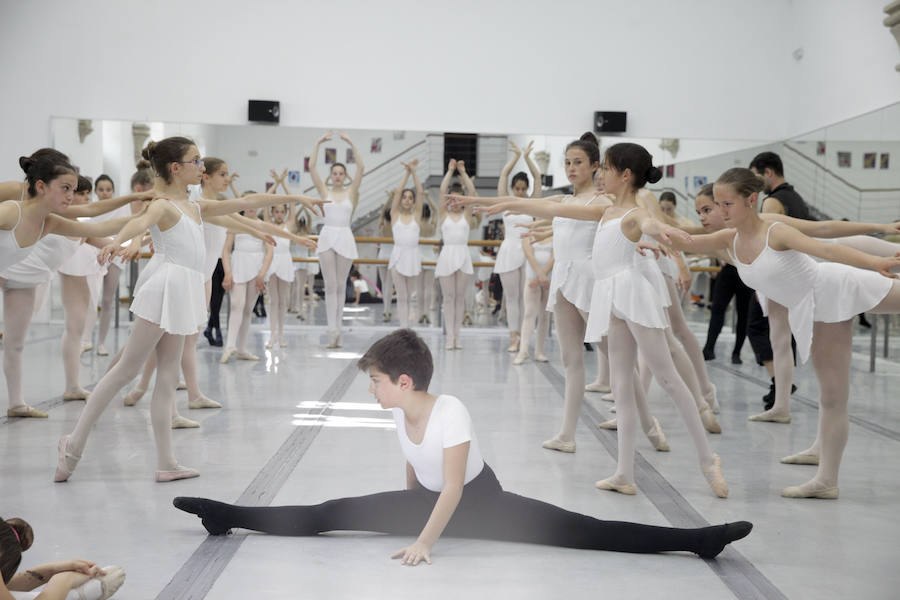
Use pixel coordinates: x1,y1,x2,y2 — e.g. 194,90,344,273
746,152,808,409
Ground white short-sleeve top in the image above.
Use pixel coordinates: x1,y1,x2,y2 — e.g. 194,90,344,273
392,395,484,492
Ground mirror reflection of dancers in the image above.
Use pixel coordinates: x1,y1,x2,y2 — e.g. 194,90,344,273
288,205,317,319
376,190,395,322
660,167,900,498
416,189,438,325
55,137,325,483
435,160,480,350
513,230,554,364
457,141,729,498
493,141,541,352
388,160,425,328
264,197,300,349
309,131,364,348
174,329,752,565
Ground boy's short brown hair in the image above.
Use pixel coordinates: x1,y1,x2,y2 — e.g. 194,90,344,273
357,329,433,391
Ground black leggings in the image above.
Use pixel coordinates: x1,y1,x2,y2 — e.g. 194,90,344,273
704,264,752,356
207,259,225,330
190,465,732,555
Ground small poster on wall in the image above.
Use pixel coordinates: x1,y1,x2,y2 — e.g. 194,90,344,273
324,148,337,164
666,165,675,178
837,151,851,168
346,148,355,164
303,157,310,172
863,153,877,169
371,137,382,153
816,141,826,156
880,153,890,170
693,175,708,190
288,170,301,184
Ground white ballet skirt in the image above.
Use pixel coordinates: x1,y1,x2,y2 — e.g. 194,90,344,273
585,209,670,342
525,239,553,280
0,234,80,285
388,219,422,277
203,221,227,282
268,233,295,281
130,202,206,335
316,195,357,260
546,197,597,313
493,212,533,274
732,222,892,364
291,243,318,274
230,233,266,284
93,204,132,270
58,238,103,277
435,217,473,277
657,251,682,280
634,235,673,308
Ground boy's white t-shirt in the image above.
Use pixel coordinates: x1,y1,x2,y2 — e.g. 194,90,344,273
392,394,485,492
353,278,369,294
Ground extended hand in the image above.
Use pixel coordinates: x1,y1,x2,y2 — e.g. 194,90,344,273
636,241,660,259
508,140,521,156
51,559,101,577
391,541,432,566
875,253,900,278
222,274,234,291
298,236,317,249
255,275,266,293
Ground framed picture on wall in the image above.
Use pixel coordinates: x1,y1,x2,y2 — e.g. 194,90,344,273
346,148,355,164
324,148,336,164
303,157,310,172
816,141,826,156
880,153,890,169
666,165,675,178
288,170,301,184
863,153,876,169
693,175,708,190
837,151,851,168
371,137,382,153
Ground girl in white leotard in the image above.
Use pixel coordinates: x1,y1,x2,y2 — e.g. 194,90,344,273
665,168,900,499
375,192,395,322
55,136,326,484
435,160,481,350
513,235,554,365
388,160,425,328
494,140,542,352
265,203,295,348
309,131,364,349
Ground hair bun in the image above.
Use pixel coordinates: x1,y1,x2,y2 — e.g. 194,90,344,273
140,142,156,162
579,132,599,146
645,166,662,184
135,159,151,170
18,156,34,173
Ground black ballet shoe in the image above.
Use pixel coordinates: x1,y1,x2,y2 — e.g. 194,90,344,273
173,497,232,536
696,521,753,559
763,378,798,410
203,327,216,346
731,353,742,365
703,347,715,361
212,327,223,347
858,314,872,328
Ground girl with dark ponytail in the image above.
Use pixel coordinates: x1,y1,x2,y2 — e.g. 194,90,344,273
451,141,730,499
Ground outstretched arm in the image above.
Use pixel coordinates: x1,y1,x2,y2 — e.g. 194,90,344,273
522,141,542,198
309,131,332,200
45,204,150,239
198,193,326,219
61,190,154,218
461,196,599,221
391,442,469,566
339,132,365,205
227,213,317,249
0,181,25,201
760,213,900,238
770,223,900,278
498,140,521,196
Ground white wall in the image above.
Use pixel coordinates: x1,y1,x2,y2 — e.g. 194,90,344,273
0,0,803,181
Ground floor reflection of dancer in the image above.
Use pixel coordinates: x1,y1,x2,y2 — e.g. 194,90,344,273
388,160,424,328
514,234,553,364
435,161,479,350
174,329,752,563
493,141,541,352
309,131,364,348
663,167,900,499
55,136,324,482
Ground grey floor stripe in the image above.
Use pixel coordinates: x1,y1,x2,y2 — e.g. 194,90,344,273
707,362,900,443
536,362,788,600
155,353,367,600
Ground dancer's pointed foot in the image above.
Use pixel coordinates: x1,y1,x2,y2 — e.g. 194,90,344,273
780,451,819,465
123,387,146,406
598,418,617,430
595,475,637,495
176,380,187,390
781,480,838,499
645,417,670,452
702,454,729,498
96,344,109,356
749,409,791,423
702,347,715,361
173,496,233,535
63,388,90,401
236,351,259,361
696,521,753,559
96,565,126,600
156,465,200,482
220,347,237,364
326,331,341,349
541,437,575,453
534,352,548,362
80,342,93,354
600,392,614,402
703,383,720,414
54,434,80,482
7,404,48,418
585,382,611,393
172,415,200,429
513,351,528,365
188,396,222,409
699,406,722,434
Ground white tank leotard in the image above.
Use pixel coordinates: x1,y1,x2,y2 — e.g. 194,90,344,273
434,216,473,277
316,195,357,259
389,219,422,277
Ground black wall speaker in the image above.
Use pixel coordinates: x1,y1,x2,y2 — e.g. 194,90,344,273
249,100,280,123
594,111,626,133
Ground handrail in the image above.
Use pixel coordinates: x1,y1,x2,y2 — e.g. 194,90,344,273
301,139,429,195
783,144,900,193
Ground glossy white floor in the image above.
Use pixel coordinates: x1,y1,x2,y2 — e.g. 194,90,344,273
2,302,899,600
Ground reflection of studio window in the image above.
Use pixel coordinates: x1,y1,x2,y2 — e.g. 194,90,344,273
444,133,478,176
